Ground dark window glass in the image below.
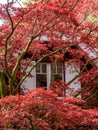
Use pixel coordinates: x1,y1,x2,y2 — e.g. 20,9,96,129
54,74,62,81
57,64,62,73
36,64,40,73
36,74,47,88
42,64,46,73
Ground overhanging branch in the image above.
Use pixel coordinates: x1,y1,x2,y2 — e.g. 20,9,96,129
14,48,62,93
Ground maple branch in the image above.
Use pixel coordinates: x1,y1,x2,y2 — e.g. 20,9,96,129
16,0,23,7
14,48,62,93
88,25,98,35
10,29,42,80
10,7,62,93
26,116,35,129
74,74,98,98
79,6,98,26
68,56,98,85
0,72,6,98
4,3,14,74
85,86,95,96
9,36,37,93
84,90,98,101
6,3,14,29
61,0,67,8
70,0,80,10
4,18,23,76
83,86,97,100
79,13,90,26
22,53,36,74
5,3,24,77
31,16,38,35
11,35,38,78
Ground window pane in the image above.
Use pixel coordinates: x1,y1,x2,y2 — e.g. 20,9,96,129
42,64,46,73
36,64,40,73
36,74,47,88
54,74,62,81
57,64,62,73
51,64,56,73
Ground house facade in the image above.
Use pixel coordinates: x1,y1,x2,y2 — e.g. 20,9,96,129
22,41,98,101
22,60,81,97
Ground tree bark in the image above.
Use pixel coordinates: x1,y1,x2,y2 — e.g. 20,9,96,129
0,72,6,98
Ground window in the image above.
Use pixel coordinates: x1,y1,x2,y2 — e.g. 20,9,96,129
36,63,64,88
52,63,63,82
36,63,47,88
36,63,47,74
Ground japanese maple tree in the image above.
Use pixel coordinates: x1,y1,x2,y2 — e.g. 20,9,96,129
0,0,98,100
0,88,98,129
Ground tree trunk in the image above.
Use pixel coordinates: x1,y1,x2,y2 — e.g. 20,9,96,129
0,72,6,98
51,58,58,82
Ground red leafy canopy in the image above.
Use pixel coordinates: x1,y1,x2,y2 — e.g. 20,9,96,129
0,0,98,71
0,0,98,100
0,89,98,129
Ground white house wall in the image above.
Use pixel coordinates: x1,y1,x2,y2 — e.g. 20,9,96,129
22,61,36,90
46,63,51,89
65,63,81,98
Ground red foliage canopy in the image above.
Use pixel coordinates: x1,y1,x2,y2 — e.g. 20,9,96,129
0,89,98,129
0,0,98,100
